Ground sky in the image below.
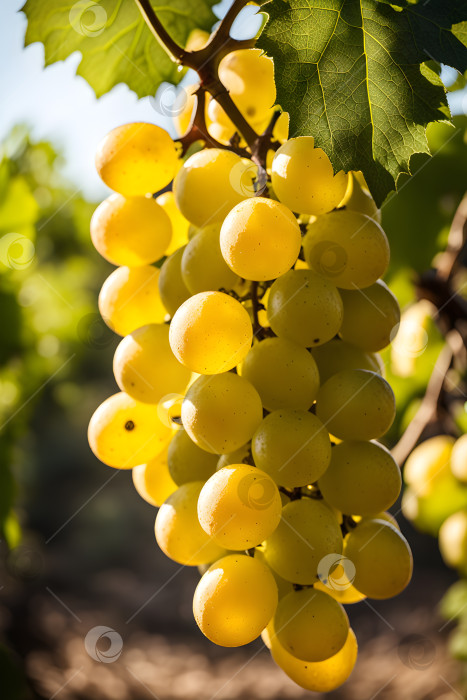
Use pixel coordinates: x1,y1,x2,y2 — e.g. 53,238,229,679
1,1,465,202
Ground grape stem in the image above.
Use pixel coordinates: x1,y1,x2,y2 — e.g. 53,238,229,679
133,0,259,147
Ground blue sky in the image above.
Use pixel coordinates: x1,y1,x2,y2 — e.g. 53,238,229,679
1,1,465,202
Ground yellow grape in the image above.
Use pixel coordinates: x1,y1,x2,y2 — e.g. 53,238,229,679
314,560,366,604
439,511,467,574
267,269,343,347
198,465,282,549
318,441,401,515
252,410,331,488
113,324,191,404
316,369,395,441
155,191,190,256
216,49,276,125
262,498,343,584
158,246,191,316
216,443,250,470
255,548,294,599
132,448,177,507
390,300,432,377
343,519,413,599
220,197,301,281
311,338,383,384
173,148,256,227
167,429,218,485
95,123,178,196
404,435,454,496
451,435,467,482
274,588,349,661
185,29,209,50
182,372,263,454
88,392,172,468
182,224,240,293
338,281,400,352
271,137,347,215
193,553,278,647
155,481,225,566
339,171,381,223
172,84,197,137
169,291,252,374
239,337,320,411
268,622,358,693
303,210,390,289
98,265,166,337
90,194,172,266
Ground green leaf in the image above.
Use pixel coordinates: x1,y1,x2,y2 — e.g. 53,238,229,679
22,0,217,99
258,0,467,206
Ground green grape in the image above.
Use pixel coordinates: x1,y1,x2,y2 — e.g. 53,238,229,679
451,435,467,482
90,194,172,266
338,281,400,352
169,291,252,375
340,172,381,223
95,123,178,196
318,441,401,516
238,337,320,411
216,443,251,470
197,465,282,549
316,369,395,441
158,246,191,316
155,481,225,566
271,137,347,215
132,447,177,507
311,339,383,384
252,410,331,488
156,191,190,256
182,223,240,293
168,429,218,485
274,588,349,662
439,511,467,574
173,148,256,227
182,372,263,454
262,498,343,584
343,519,413,599
255,548,294,599
267,270,343,348
88,392,172,469
98,265,166,337
113,324,191,404
403,435,454,497
267,622,358,693
303,210,389,289
193,553,278,647
220,197,301,281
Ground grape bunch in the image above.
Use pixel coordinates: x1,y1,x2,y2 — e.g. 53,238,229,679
87,48,412,693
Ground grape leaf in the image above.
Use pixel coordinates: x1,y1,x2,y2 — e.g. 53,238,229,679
22,0,217,99
258,0,467,206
